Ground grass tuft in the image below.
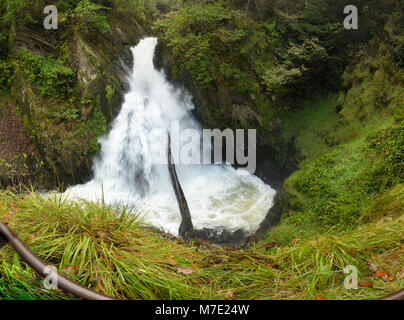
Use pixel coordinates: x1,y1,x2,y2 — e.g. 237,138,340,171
0,189,403,300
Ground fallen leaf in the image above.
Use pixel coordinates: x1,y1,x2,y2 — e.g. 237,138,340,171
375,270,388,277
212,256,228,264
386,275,395,281
28,235,36,241
314,296,329,300
62,266,73,274
176,266,195,275
359,281,374,288
225,290,234,298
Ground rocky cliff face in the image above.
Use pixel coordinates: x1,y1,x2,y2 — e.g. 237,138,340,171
1,9,147,188
0,101,37,187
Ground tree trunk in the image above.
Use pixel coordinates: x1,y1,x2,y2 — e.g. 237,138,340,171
166,133,194,240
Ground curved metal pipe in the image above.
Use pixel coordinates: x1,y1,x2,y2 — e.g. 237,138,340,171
378,288,404,300
0,222,115,300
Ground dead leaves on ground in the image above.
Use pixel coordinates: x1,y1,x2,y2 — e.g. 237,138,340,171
62,264,79,276
359,281,374,288
175,266,195,275
204,250,277,268
359,263,398,289
369,263,396,281
1,207,18,220
225,289,234,298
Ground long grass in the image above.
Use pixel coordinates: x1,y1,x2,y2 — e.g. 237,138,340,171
0,189,403,300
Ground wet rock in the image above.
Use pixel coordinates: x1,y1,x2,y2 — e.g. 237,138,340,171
257,190,289,235
191,228,248,246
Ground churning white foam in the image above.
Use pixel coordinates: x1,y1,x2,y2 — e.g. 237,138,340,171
64,37,276,236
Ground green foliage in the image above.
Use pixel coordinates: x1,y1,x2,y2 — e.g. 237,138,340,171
105,85,115,103
154,1,280,92
262,37,328,94
74,0,111,34
113,0,147,22
366,126,404,190
362,184,404,222
281,95,340,160
280,35,404,232
275,7,403,237
279,16,404,233
15,48,75,100
0,28,10,58
0,0,39,27
87,107,107,153
46,104,79,121
281,44,404,235
285,122,403,230
0,60,12,91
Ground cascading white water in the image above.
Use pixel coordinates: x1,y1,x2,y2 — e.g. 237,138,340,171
65,37,276,236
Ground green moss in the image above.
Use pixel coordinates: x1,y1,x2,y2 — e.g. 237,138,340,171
280,116,402,233
105,85,115,104
362,184,404,223
87,106,108,153
281,94,340,161
270,15,404,241
275,67,403,241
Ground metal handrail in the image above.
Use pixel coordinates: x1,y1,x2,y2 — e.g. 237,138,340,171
0,222,115,300
378,288,404,300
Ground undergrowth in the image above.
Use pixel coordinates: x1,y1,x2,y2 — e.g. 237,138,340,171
0,190,403,300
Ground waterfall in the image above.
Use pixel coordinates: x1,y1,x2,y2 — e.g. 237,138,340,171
65,37,276,236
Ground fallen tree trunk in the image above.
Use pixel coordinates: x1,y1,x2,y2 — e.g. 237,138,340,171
166,133,194,240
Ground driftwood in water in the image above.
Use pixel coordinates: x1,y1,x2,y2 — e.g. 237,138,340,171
166,133,248,245
166,133,194,240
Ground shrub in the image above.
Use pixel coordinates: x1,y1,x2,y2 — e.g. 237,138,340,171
15,48,76,100
74,0,111,34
